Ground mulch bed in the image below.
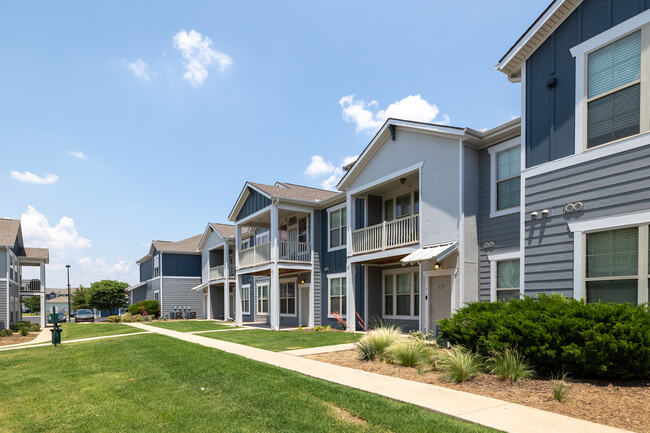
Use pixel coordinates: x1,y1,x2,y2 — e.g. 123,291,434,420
306,349,650,433
0,332,39,346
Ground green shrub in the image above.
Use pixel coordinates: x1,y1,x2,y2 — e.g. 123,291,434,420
387,339,432,367
120,313,133,323
355,337,379,361
488,348,534,383
131,314,144,322
18,326,29,336
29,322,41,332
128,300,160,318
0,329,14,337
439,294,650,379
436,346,482,382
11,321,29,332
106,315,121,323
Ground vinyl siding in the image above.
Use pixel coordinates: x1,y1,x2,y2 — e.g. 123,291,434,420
162,253,201,277
477,148,520,301
525,0,650,168
320,207,347,328
236,188,271,221
140,258,153,282
0,249,6,277
0,280,6,330
524,143,650,296
160,277,203,317
312,210,322,325
131,286,146,303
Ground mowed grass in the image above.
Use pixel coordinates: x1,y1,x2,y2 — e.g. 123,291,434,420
145,320,237,332
59,323,146,341
202,329,363,351
0,334,498,433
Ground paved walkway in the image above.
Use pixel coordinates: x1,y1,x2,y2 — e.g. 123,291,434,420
189,327,254,335
0,331,150,352
280,342,357,356
126,322,628,433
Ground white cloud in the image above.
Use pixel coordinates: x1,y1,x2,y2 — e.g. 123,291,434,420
173,29,232,87
67,150,87,160
339,94,450,133
20,206,137,287
304,154,359,191
126,59,152,81
10,171,59,184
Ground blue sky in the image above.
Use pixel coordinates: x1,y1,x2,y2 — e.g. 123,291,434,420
1,1,548,287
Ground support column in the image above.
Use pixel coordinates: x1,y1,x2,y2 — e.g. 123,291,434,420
206,286,212,320
235,276,243,326
346,263,356,331
270,265,280,331
40,262,46,328
224,281,230,321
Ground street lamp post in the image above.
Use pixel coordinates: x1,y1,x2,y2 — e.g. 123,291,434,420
66,265,71,322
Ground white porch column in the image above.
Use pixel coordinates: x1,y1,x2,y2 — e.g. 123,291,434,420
224,242,230,279
270,265,280,330
224,281,231,321
206,286,212,320
346,263,356,331
40,262,46,328
346,194,353,256
235,277,243,326
309,209,315,328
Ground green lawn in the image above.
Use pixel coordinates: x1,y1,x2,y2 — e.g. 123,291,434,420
59,323,146,341
145,320,237,332
0,334,497,433
202,329,363,351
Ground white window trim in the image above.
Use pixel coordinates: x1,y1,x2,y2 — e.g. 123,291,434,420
241,238,251,250
488,137,521,218
255,283,269,315
279,278,297,317
382,189,419,221
327,203,347,252
241,284,251,315
153,255,160,278
569,211,650,305
326,272,347,318
571,10,650,155
255,230,269,245
382,268,420,320
488,251,521,302
153,290,160,302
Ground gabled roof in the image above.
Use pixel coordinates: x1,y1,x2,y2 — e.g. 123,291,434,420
0,219,20,247
496,0,581,81
137,234,202,264
197,222,252,250
18,247,50,264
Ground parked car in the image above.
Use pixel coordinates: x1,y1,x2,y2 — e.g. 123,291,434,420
48,313,66,323
22,307,31,313
75,309,95,323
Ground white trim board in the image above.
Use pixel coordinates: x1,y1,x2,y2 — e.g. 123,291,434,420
488,136,521,219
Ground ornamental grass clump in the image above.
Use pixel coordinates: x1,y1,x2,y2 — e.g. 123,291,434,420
387,339,432,367
355,337,379,361
354,324,403,361
436,346,482,383
488,347,534,383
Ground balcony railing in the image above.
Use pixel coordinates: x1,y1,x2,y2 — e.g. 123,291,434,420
351,214,419,255
239,242,271,268
20,279,42,292
279,241,311,263
209,265,227,280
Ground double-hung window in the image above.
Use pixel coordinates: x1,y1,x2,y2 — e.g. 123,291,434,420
328,205,347,250
256,230,269,245
241,285,250,314
328,274,347,317
256,284,269,314
280,281,296,315
241,238,251,250
489,138,521,217
383,269,419,318
496,260,520,301
587,30,642,148
153,255,160,278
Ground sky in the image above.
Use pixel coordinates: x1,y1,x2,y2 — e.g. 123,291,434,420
1,1,549,288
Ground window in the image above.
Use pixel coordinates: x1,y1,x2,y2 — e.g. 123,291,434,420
496,146,521,210
414,191,420,214
153,255,160,278
298,217,308,243
328,274,346,317
153,290,159,302
241,285,250,314
256,230,269,245
396,194,411,218
328,205,347,250
384,198,394,220
496,260,520,302
241,238,251,250
586,227,639,304
256,284,269,314
280,281,296,315
383,269,419,318
383,191,419,221
587,31,641,148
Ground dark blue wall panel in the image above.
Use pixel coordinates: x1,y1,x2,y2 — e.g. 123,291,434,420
140,258,153,282
162,253,201,277
525,0,649,167
236,188,271,221
354,198,365,231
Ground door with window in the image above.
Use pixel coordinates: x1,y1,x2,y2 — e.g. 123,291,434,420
428,276,451,333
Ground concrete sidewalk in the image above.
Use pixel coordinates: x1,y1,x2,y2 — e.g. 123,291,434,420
126,322,629,433
280,342,357,356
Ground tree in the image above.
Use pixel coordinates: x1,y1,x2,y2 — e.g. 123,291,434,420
22,296,41,313
87,280,129,313
71,284,90,310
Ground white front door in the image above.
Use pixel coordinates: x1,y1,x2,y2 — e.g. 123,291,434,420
429,275,452,332
299,284,310,326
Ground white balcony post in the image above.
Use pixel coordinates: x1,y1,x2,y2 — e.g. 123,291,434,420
346,194,353,257
224,243,230,279
382,221,387,250
235,276,243,326
206,286,212,319
223,282,230,321
39,262,46,328
235,224,242,271
346,263,356,332
270,205,279,262
270,203,280,330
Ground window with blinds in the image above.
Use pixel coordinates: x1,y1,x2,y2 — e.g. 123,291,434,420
587,31,642,148
496,259,520,302
496,146,521,210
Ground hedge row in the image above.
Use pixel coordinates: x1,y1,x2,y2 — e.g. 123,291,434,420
438,295,650,379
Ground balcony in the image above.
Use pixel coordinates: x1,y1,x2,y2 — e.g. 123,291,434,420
351,214,419,255
238,241,311,269
20,279,42,292
209,265,227,280
239,242,271,268
279,241,311,263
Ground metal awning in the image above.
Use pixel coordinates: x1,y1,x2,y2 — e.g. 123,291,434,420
125,281,146,292
190,282,209,292
400,241,458,265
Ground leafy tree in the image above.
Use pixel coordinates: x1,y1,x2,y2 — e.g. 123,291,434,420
71,284,90,310
22,296,41,313
87,280,129,313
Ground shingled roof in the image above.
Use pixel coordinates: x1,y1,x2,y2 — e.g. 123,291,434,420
250,182,338,202
152,234,202,253
209,223,240,239
0,219,20,247
19,247,50,263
